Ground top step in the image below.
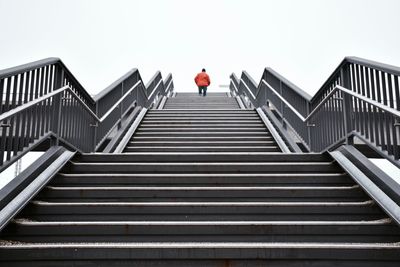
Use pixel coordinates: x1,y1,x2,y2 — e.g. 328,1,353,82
164,93,241,110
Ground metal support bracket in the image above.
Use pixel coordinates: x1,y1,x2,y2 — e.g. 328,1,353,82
0,123,11,128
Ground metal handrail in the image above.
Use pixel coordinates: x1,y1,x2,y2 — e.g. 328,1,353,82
96,81,142,122
0,83,146,125
0,58,95,113
262,80,400,122
261,80,306,121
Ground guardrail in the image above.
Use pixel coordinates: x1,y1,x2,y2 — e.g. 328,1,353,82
230,57,400,167
0,58,95,114
0,58,174,171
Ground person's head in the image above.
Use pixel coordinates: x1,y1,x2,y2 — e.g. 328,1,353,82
202,68,206,72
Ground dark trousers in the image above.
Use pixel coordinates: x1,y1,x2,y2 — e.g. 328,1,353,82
198,86,207,96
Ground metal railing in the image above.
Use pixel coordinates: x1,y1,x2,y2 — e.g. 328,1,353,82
0,58,174,170
230,57,400,166
0,86,96,171
0,58,95,114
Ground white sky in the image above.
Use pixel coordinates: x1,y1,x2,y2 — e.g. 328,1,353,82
1,0,400,95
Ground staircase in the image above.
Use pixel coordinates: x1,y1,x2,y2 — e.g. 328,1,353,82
0,93,400,266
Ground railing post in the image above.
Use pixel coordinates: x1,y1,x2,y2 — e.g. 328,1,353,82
93,103,98,151
341,64,354,145
264,72,270,107
119,81,124,129
279,81,286,129
306,103,312,151
50,67,64,146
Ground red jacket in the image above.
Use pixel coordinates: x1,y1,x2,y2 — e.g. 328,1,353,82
194,72,211,87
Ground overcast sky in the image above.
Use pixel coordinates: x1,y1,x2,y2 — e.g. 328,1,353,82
1,0,400,95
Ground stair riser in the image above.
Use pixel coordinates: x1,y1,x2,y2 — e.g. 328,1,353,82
4,224,399,243
51,175,354,186
69,163,341,173
75,153,331,163
38,188,366,200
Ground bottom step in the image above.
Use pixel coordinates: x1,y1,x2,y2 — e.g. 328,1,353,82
0,241,399,266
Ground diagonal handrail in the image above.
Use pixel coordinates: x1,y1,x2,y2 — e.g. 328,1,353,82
0,58,95,114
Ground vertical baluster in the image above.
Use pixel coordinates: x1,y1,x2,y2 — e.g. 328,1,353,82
64,90,70,142
365,68,372,141
71,95,78,146
329,92,335,146
370,69,379,145
18,73,27,152
30,70,38,141
392,113,399,160
350,64,358,132
381,72,392,153
359,66,367,137
76,103,82,149
61,90,69,140
335,79,341,142
325,86,332,146
64,91,71,143
87,108,92,151
375,70,385,149
7,76,17,160
0,121,6,165
23,71,31,147
0,77,7,163
39,67,46,136
339,90,345,138
321,105,326,149
387,74,394,109
395,76,400,111
68,89,76,142
47,65,53,132
319,110,324,150
355,65,362,133
384,111,393,156
67,90,74,141
42,65,49,132
0,78,4,165
34,69,41,139
4,78,11,114
13,74,23,156
393,77,400,160
387,74,395,156
335,91,341,143
0,79,4,114
80,99,87,149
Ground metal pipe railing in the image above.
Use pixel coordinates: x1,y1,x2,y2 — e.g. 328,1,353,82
0,59,175,171
230,56,400,165
0,58,95,114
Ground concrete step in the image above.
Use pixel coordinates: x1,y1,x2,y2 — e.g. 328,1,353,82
134,131,270,136
136,128,268,132
1,241,399,264
67,161,341,173
4,218,399,243
127,141,276,147
130,136,275,142
19,200,384,221
52,173,353,187
37,185,367,203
